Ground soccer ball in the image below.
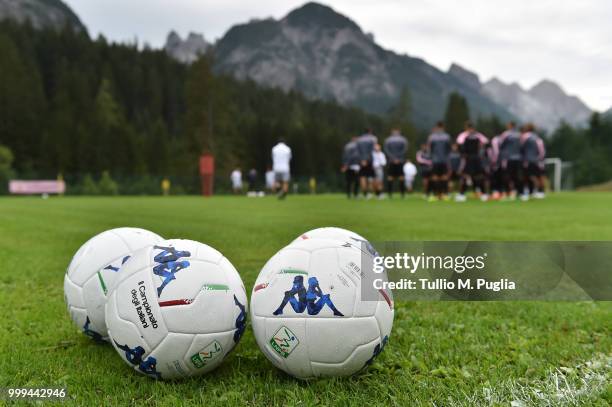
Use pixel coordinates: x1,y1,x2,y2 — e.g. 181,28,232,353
105,239,247,380
292,226,379,257
64,227,163,342
250,237,393,379
292,227,367,245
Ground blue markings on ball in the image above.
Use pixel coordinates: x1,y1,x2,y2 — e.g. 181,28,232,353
103,255,131,272
83,316,104,343
233,295,247,343
114,340,162,379
364,335,389,367
273,275,344,316
152,245,191,297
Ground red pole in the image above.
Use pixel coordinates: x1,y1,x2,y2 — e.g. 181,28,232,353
199,154,215,197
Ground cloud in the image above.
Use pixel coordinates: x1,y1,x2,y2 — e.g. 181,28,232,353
64,0,612,110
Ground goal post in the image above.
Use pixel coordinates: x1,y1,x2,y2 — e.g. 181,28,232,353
544,157,573,192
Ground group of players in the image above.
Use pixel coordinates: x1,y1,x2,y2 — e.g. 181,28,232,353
342,121,547,202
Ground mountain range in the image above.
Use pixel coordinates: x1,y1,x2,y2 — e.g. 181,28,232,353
1,0,598,132
173,2,593,131
448,64,592,131
210,2,512,129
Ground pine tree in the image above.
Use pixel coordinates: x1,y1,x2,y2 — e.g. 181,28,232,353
444,92,470,136
387,86,419,156
0,32,46,172
476,115,504,137
185,56,216,156
80,174,99,195
98,170,119,195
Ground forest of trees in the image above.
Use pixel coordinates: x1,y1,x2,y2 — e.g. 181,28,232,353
547,114,612,187
1,21,610,194
0,21,395,193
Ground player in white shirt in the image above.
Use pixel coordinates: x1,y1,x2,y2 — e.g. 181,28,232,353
372,143,387,198
230,168,242,194
272,139,292,199
403,160,417,193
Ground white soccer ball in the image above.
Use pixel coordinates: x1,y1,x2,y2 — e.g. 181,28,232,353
292,226,366,244
250,238,393,379
105,239,247,380
64,227,163,342
292,227,379,257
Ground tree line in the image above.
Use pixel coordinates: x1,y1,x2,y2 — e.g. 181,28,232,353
0,21,609,194
0,21,390,193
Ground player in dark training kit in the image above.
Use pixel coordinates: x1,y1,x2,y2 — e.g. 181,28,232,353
456,122,489,202
341,136,361,199
427,121,452,201
416,143,433,198
521,123,546,200
489,132,504,199
448,143,461,194
384,128,408,198
356,129,378,198
499,122,523,198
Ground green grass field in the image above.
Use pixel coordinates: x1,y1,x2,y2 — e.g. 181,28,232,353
1,193,610,406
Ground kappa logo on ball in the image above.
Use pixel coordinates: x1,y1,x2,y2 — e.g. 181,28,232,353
190,340,223,368
272,275,344,316
269,326,299,358
152,245,191,296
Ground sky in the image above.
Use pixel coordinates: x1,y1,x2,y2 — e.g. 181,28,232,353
63,0,612,111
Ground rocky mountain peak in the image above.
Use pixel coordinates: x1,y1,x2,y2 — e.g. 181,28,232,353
164,31,209,64
448,63,481,90
484,77,504,87
0,0,85,32
283,2,360,32
165,30,182,48
529,79,566,100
